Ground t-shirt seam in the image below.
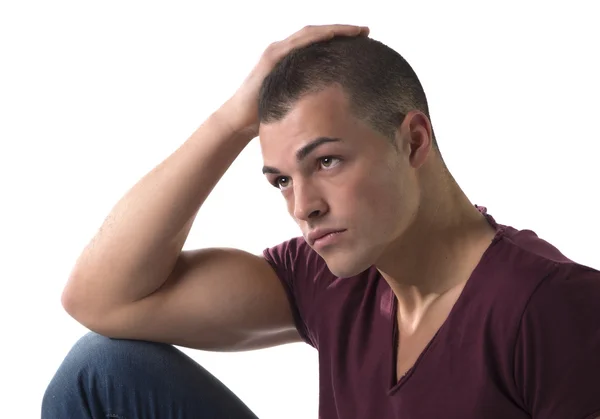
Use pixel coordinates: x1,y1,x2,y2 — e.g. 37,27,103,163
295,249,320,348
262,247,315,347
510,260,562,412
500,228,575,267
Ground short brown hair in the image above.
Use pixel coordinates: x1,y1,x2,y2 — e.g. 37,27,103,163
258,35,436,148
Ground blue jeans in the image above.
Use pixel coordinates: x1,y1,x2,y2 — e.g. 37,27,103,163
42,332,259,418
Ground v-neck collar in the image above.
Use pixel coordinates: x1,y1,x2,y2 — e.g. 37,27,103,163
386,205,507,394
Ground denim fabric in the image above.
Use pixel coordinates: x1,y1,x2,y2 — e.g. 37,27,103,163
42,332,259,419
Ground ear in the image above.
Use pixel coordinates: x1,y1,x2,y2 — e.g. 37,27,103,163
397,110,433,169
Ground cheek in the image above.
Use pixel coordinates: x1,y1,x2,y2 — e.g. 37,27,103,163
353,175,408,229
349,175,402,213
284,195,297,221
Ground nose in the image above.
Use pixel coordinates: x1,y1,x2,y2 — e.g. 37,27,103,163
292,181,328,221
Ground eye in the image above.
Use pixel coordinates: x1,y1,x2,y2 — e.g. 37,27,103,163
271,156,342,191
319,156,341,169
273,176,290,189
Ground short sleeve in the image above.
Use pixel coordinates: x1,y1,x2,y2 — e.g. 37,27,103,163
263,237,319,348
514,263,600,419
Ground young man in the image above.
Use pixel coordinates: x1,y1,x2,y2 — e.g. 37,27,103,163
43,24,600,418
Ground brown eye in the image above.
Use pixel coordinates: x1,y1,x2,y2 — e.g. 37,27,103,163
275,176,290,189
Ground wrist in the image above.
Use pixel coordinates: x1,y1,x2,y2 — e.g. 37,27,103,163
213,100,257,142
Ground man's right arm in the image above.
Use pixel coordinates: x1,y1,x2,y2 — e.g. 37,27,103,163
61,111,302,350
68,246,302,351
61,24,369,351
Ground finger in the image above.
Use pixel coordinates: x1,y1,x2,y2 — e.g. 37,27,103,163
286,24,369,50
265,25,369,64
302,24,369,36
295,24,369,43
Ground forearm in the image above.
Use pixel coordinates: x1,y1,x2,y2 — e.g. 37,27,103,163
63,111,252,310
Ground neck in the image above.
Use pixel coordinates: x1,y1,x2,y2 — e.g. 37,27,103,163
376,171,496,324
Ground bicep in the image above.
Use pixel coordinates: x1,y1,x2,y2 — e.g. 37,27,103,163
90,247,302,350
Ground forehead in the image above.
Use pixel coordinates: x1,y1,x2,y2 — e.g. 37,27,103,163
258,86,363,158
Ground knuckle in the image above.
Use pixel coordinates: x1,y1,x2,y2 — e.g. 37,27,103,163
262,42,282,63
264,41,280,55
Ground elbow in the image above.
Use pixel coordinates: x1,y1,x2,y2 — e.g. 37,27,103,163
61,279,80,319
61,274,90,319
61,277,105,333
60,276,129,339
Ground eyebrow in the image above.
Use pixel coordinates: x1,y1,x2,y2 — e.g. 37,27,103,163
262,136,342,175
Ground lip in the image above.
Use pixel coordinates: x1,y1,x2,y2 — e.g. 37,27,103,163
307,228,347,248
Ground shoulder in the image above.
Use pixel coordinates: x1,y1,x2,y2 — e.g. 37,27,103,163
261,236,381,349
262,235,332,284
479,224,585,309
524,262,600,311
517,261,600,352
514,262,600,417
262,236,334,348
486,223,600,345
494,223,600,327
478,221,600,416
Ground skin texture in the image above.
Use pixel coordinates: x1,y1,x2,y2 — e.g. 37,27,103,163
61,26,371,350
62,24,495,367
260,85,419,278
259,84,498,332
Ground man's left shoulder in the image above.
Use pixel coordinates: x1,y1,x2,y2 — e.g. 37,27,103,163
516,261,600,336
525,261,600,312
486,226,598,312
513,262,600,418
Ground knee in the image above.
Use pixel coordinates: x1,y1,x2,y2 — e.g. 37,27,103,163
43,332,174,399
42,333,187,417
53,331,176,377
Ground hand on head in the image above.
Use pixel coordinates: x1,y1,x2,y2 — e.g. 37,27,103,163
220,24,370,139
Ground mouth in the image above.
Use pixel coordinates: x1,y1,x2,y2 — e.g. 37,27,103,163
311,229,346,249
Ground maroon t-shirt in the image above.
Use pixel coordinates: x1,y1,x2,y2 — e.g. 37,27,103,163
263,206,600,419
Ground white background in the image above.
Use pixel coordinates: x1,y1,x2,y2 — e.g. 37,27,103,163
1,1,599,418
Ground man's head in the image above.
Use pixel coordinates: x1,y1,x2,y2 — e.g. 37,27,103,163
259,35,436,148
258,36,446,278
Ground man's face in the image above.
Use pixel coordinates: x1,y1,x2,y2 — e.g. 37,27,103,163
259,86,421,278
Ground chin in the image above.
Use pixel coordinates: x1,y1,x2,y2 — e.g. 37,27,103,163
322,250,377,279
322,237,391,278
